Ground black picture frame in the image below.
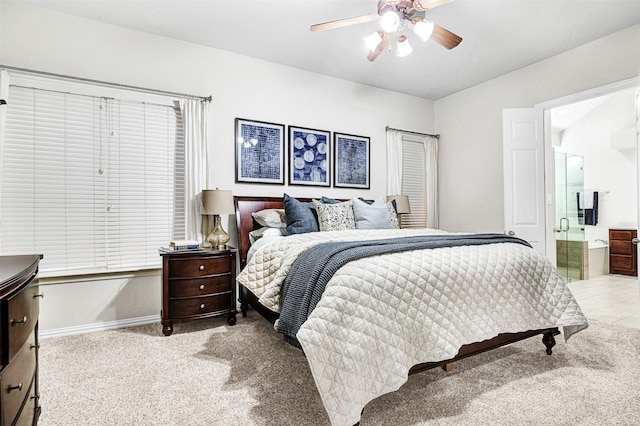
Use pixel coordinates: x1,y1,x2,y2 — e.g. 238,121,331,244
288,125,331,187
333,132,370,189
235,118,285,185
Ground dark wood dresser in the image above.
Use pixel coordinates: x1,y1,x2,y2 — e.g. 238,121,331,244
0,254,43,425
609,228,638,276
161,248,237,336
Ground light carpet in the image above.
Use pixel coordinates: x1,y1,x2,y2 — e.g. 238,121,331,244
38,314,639,425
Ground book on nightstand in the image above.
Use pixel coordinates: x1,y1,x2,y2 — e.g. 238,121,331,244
158,240,202,253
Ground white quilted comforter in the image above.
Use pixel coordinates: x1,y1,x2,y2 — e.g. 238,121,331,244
236,228,588,426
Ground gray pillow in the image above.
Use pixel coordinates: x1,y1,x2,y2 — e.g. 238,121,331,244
352,197,393,229
283,194,319,235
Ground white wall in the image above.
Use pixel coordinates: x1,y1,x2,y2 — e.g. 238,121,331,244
435,23,640,235
0,3,434,335
556,88,637,242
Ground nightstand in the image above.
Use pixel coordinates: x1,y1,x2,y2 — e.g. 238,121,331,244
160,247,237,336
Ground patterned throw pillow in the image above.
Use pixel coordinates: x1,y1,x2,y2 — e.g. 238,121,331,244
313,199,356,231
387,202,400,229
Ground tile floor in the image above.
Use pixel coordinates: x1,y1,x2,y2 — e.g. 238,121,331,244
567,274,640,329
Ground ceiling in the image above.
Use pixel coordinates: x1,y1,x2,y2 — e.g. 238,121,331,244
9,0,640,100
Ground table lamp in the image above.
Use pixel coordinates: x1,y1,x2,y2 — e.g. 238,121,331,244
386,194,411,227
201,189,235,249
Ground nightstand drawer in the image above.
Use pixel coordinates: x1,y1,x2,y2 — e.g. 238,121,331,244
169,294,233,318
168,256,231,278
169,274,232,298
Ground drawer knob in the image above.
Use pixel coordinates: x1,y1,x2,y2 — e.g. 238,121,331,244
199,284,205,290
11,316,28,325
7,382,23,393
200,303,205,309
199,265,205,271
34,292,45,299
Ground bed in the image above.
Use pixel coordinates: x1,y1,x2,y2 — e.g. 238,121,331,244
234,195,588,426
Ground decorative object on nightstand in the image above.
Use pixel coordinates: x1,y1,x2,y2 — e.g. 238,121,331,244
201,188,235,249
386,194,411,227
160,247,237,336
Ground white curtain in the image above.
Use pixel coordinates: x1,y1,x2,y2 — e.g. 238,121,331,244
386,128,403,195
424,136,439,229
0,70,9,210
180,98,209,241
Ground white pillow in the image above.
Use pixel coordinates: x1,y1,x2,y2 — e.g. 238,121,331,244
352,197,394,229
252,209,286,228
249,226,287,244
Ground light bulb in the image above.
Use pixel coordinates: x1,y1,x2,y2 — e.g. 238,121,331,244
413,20,435,41
380,10,401,33
364,31,383,51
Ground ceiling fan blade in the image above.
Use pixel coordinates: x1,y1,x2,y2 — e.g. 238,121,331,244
413,0,454,12
431,24,462,49
367,32,391,62
310,14,379,32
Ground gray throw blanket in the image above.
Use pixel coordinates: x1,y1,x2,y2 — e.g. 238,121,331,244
276,233,532,348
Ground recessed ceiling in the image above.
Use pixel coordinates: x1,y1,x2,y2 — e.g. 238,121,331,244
8,0,640,100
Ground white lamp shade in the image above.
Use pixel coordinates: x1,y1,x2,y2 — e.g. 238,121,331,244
413,20,435,41
364,31,383,51
386,194,411,214
396,35,413,57
201,189,235,215
380,10,401,33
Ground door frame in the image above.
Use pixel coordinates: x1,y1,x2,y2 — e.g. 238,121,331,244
535,77,639,261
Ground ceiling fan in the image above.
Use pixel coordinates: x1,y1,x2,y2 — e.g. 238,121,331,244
310,0,462,62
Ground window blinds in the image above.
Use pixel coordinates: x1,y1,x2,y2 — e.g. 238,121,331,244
401,137,428,228
0,85,185,276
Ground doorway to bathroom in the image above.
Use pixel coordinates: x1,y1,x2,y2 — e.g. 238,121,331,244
550,85,637,283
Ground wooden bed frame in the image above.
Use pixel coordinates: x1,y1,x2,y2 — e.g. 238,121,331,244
234,195,561,376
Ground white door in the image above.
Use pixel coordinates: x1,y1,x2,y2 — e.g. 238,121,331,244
503,108,546,254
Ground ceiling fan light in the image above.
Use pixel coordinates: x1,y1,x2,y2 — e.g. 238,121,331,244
413,20,435,41
364,31,383,51
396,35,413,57
380,10,401,33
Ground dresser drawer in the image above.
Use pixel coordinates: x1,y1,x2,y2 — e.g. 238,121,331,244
610,254,634,271
12,380,36,426
6,285,40,363
168,256,231,279
1,334,36,425
609,230,636,241
169,274,232,298
169,294,233,318
609,240,633,255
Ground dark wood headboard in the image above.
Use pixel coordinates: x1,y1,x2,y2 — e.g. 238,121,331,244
234,195,349,269
234,196,286,268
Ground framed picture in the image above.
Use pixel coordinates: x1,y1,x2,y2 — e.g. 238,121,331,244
235,118,285,185
288,126,331,187
333,132,370,189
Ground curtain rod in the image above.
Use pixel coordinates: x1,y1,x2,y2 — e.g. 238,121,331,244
385,126,440,139
0,65,212,102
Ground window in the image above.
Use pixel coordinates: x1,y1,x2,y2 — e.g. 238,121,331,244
0,78,185,276
387,129,438,229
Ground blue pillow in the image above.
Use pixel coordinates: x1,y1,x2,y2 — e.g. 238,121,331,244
321,196,341,204
352,197,394,229
283,194,319,235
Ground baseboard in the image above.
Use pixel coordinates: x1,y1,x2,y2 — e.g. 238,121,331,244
39,314,161,339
